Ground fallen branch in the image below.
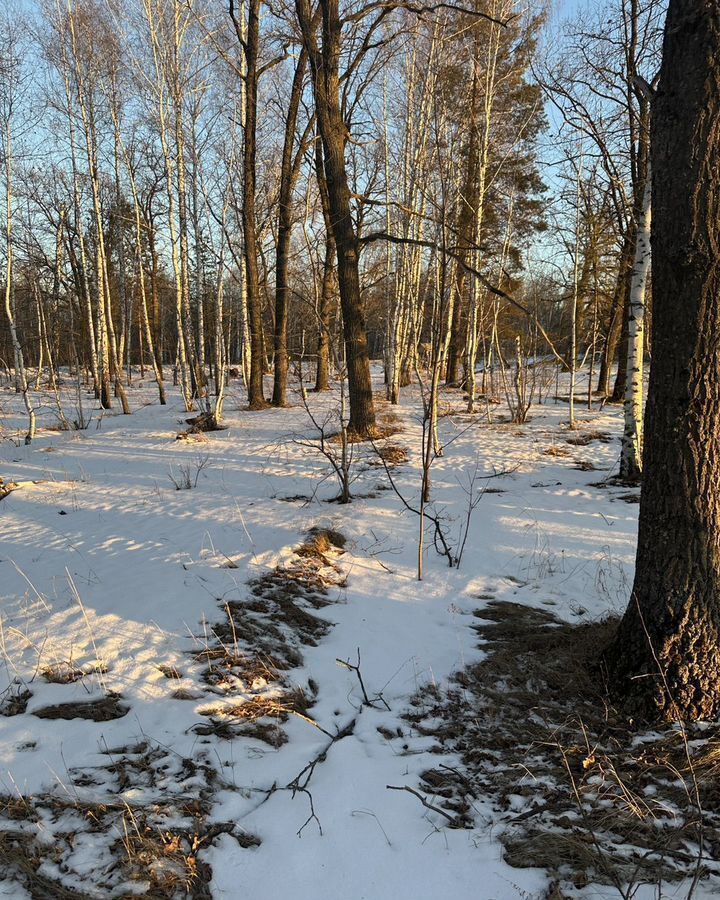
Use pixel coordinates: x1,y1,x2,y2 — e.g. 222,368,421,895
283,715,360,837
386,784,460,826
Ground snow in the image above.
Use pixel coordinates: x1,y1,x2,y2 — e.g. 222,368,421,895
0,367,663,899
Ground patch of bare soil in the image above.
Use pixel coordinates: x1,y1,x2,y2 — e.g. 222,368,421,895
566,430,614,446
403,601,720,896
33,693,129,722
0,743,260,898
192,528,346,745
368,442,409,468
0,683,32,717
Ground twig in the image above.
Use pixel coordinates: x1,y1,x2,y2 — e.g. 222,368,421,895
386,784,460,826
336,648,391,710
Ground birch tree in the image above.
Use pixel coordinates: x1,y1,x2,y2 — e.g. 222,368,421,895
618,160,650,481
0,12,36,442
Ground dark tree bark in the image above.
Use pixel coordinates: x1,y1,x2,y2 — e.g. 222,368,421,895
272,50,308,408
296,0,376,436
596,231,633,396
606,0,720,722
610,295,629,402
447,63,480,389
231,0,266,409
314,138,335,393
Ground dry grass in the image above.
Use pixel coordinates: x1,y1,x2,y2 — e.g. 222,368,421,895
332,421,403,444
0,770,260,899
0,830,90,899
572,458,598,471
299,526,347,557
404,600,720,893
0,684,32,717
542,445,571,458
33,693,128,721
197,687,315,747
369,443,409,467
192,529,346,745
171,688,201,701
566,430,614,446
41,660,107,684
157,664,183,679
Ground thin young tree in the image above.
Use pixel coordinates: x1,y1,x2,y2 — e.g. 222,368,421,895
0,12,36,442
230,0,267,409
271,48,310,408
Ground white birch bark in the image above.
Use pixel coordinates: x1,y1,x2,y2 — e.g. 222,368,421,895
619,165,651,480
2,115,35,442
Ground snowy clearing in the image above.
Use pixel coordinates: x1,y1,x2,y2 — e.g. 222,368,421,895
0,369,714,900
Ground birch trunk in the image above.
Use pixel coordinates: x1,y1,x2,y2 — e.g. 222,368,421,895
619,166,651,481
2,119,35,442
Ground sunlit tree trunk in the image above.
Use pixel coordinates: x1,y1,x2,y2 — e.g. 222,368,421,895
296,0,376,435
607,0,720,721
619,165,651,481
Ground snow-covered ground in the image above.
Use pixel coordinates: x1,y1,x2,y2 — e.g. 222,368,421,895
0,366,663,899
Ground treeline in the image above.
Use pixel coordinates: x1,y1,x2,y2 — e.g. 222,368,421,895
1,0,661,449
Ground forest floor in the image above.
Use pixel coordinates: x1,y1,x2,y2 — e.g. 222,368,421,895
0,365,718,900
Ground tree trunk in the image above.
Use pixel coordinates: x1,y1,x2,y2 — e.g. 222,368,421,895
619,166,651,482
296,0,376,436
238,0,267,409
610,297,629,403
272,50,307,407
606,0,720,722
596,231,633,396
313,135,335,392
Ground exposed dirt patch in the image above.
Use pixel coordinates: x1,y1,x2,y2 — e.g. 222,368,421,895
403,600,720,894
0,684,32,717
565,430,614,446
41,661,107,684
0,740,260,898
33,693,129,722
193,529,346,745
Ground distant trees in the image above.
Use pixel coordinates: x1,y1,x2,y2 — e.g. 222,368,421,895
0,0,666,443
541,0,663,471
